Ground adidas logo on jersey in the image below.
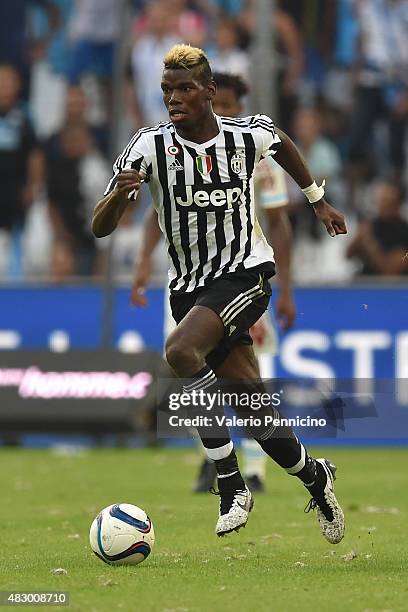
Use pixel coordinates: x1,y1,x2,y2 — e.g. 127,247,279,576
168,159,184,171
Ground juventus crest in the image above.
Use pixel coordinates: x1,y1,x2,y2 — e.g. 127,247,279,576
231,153,244,174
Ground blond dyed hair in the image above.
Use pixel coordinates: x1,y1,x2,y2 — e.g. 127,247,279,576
163,44,212,84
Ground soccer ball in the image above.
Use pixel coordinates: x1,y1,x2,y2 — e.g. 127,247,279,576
90,503,155,565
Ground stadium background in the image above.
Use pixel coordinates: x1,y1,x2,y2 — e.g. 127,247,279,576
1,3,407,610
0,0,407,446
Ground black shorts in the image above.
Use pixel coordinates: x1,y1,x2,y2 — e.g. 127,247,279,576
170,264,274,370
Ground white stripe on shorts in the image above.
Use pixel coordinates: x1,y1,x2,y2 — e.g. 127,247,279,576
223,288,264,326
220,275,263,325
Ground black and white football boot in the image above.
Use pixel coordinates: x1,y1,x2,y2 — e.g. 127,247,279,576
212,480,254,537
304,458,345,544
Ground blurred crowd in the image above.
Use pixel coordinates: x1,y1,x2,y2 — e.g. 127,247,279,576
1,0,408,284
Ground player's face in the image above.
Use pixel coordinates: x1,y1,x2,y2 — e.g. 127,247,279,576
161,69,215,129
212,87,242,118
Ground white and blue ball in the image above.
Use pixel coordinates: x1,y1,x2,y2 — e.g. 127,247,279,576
90,503,154,565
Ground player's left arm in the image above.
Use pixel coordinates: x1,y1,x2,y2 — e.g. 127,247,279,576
273,128,347,237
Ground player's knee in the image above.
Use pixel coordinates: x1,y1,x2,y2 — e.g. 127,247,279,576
165,336,200,374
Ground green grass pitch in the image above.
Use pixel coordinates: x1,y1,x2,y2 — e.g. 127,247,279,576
1,447,407,611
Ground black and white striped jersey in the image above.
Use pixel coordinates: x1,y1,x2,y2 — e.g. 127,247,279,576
104,114,281,293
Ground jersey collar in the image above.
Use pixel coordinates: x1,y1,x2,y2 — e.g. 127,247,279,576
172,114,223,149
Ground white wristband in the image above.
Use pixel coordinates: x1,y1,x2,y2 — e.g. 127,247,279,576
302,180,325,204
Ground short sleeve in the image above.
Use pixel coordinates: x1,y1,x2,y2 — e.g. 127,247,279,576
254,114,281,159
104,130,151,196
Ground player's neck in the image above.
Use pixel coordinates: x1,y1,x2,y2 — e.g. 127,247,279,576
175,113,219,144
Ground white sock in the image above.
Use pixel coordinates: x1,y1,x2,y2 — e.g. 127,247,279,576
204,441,233,461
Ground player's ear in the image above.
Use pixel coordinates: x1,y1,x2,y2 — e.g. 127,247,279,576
207,80,216,101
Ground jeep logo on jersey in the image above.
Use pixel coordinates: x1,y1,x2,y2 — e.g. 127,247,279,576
173,181,246,212
231,153,244,174
196,155,212,175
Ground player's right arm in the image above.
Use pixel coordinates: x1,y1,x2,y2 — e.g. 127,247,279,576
92,130,151,238
91,170,144,237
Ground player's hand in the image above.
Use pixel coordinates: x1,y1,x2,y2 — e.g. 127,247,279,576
313,199,347,237
131,258,152,307
276,289,296,330
116,170,145,197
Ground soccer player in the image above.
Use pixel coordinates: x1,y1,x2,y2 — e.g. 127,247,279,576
130,72,295,494
92,44,346,542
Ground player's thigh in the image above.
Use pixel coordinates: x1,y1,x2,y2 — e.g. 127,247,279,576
214,344,261,380
166,304,224,357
